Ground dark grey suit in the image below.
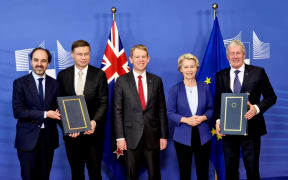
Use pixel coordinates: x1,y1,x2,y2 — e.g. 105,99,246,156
214,64,277,180
57,65,108,180
114,71,168,180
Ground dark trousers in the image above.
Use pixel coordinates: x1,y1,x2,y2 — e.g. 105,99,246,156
125,138,161,180
222,135,261,180
174,127,211,180
64,136,104,180
17,130,54,180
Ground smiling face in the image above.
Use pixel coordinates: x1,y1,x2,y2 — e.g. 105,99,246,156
31,49,49,76
227,45,245,69
180,58,198,80
130,48,150,74
72,46,90,70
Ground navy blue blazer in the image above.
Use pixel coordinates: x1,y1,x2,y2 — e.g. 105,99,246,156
167,81,213,146
12,73,59,151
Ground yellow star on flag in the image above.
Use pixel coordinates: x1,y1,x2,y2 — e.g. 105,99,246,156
217,134,222,140
204,77,211,84
211,128,217,136
211,128,223,140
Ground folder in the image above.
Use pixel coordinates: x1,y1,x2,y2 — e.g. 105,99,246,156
220,93,248,135
57,95,91,135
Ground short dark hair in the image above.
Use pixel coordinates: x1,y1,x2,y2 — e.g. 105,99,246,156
71,40,90,52
30,47,52,63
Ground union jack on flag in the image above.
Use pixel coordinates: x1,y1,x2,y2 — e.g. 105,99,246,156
101,21,130,83
101,20,129,180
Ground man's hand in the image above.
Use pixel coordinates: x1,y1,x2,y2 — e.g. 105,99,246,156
69,132,80,138
245,101,257,120
84,120,96,135
160,138,167,150
47,110,61,120
117,139,127,151
216,120,225,136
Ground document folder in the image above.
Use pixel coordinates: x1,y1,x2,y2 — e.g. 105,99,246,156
57,95,91,135
220,93,248,135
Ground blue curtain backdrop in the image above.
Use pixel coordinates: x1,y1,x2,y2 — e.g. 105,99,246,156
0,0,287,179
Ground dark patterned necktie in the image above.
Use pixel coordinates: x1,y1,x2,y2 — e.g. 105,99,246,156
233,70,241,93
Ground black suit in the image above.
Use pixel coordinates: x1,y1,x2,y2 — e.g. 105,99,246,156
57,65,108,180
214,64,277,180
12,73,59,180
114,71,168,180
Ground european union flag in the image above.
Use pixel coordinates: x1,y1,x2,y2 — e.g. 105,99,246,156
196,17,230,180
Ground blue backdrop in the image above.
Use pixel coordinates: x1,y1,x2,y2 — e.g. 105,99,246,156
0,0,287,179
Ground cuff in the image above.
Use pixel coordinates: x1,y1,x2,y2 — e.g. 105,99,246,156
44,111,47,118
253,105,260,115
116,138,125,141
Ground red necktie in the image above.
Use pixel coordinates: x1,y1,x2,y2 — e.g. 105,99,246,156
138,75,146,110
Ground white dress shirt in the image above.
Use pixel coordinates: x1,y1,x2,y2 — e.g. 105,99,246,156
32,72,46,128
74,65,88,93
133,70,148,103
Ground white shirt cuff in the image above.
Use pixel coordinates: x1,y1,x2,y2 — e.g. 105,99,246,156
253,105,260,115
116,138,125,141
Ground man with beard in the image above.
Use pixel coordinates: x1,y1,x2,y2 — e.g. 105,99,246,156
12,47,61,180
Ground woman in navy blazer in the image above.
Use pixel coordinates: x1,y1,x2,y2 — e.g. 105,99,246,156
167,53,213,180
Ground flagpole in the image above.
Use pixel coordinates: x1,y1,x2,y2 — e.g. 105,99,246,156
112,7,116,21
212,3,218,19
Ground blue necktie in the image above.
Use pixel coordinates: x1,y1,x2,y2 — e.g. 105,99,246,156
233,70,241,93
38,78,44,107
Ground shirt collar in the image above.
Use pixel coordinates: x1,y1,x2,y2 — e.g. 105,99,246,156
133,69,146,79
74,65,88,76
231,63,245,73
32,71,46,81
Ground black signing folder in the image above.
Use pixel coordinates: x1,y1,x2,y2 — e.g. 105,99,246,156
57,95,91,135
220,93,248,135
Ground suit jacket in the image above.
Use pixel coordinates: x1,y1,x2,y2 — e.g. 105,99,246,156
57,65,108,140
167,81,213,146
12,74,59,151
114,71,169,150
214,64,277,137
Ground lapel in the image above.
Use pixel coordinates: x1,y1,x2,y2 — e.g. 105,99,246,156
195,83,203,115
66,66,76,95
128,72,143,108
179,81,192,116
146,72,153,106
240,64,250,93
27,73,42,106
224,68,233,93
83,65,91,96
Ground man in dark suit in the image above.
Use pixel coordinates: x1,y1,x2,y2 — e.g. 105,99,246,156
214,40,277,180
114,44,169,180
12,47,61,180
57,40,108,180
